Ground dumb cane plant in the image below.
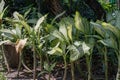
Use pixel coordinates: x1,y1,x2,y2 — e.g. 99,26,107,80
47,12,95,80
0,0,10,72
100,22,120,80
75,11,96,80
0,12,29,74
91,21,120,80
91,21,109,80
0,0,7,23
10,12,47,80
47,19,74,80
0,10,47,80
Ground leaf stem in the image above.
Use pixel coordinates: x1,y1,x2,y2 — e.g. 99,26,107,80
63,55,67,80
71,62,75,80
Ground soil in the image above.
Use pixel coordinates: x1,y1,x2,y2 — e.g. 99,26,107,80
0,48,117,80
1,59,117,80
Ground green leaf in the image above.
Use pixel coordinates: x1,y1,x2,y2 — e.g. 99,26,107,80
59,23,69,43
102,22,120,39
27,19,37,24
67,25,72,41
91,22,106,38
0,0,5,13
20,20,31,34
82,42,90,55
0,7,7,19
43,62,49,71
34,14,47,31
60,43,66,54
74,41,82,46
0,40,10,45
0,29,14,34
68,44,84,62
75,11,84,32
47,42,63,56
13,12,24,20
15,27,21,38
52,30,64,42
98,38,118,50
43,62,56,72
50,63,56,71
82,18,91,34
51,11,66,25
48,47,63,56
45,24,57,33
0,29,15,39
24,8,31,18
0,0,7,19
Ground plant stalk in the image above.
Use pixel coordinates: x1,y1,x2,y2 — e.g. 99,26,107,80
48,72,51,80
33,47,36,80
1,45,10,72
116,54,120,80
76,61,84,77
47,54,51,80
17,52,22,77
63,55,67,80
86,55,91,80
40,54,43,71
104,47,108,80
71,62,75,80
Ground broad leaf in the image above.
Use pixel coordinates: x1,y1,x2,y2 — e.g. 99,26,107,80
82,42,90,55
75,11,84,32
24,8,31,18
60,43,66,54
0,0,5,13
0,40,10,45
47,42,63,56
52,30,64,42
91,22,106,38
102,22,120,39
20,21,31,34
47,47,63,56
0,0,7,19
67,25,73,41
74,41,82,46
15,27,21,38
51,11,66,25
43,61,49,71
49,63,56,71
68,44,84,62
13,12,24,20
98,38,118,50
34,14,47,31
0,29,17,40
59,23,69,43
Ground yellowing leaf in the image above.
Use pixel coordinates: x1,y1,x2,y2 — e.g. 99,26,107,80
82,42,90,55
75,11,84,32
67,25,72,41
15,38,27,53
102,22,120,39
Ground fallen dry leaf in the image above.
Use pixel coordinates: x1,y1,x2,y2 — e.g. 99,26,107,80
15,38,27,53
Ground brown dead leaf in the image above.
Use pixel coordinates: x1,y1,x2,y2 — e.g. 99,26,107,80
15,38,27,53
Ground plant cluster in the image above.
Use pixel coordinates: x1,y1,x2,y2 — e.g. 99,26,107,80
0,0,120,80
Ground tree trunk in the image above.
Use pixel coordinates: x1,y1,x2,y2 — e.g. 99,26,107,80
45,0,64,16
85,0,106,22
